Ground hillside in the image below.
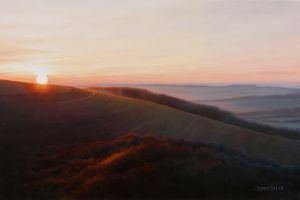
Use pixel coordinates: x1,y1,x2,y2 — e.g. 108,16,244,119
101,84,300,131
24,134,299,200
91,87,300,140
0,80,91,104
0,80,300,199
1,81,300,164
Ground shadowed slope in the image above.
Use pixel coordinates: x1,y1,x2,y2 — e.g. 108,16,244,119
27,134,299,200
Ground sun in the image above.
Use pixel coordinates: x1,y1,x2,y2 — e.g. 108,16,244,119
36,73,48,85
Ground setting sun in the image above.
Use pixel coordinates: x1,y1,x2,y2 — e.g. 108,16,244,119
36,73,48,85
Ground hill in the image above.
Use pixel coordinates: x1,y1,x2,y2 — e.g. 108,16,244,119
0,79,91,104
1,81,300,164
91,87,300,140
0,80,300,199
102,84,300,131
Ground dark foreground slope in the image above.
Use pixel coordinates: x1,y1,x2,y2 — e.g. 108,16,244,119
24,134,299,200
0,80,300,199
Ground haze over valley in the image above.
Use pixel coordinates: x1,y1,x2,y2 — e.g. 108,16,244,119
97,84,300,131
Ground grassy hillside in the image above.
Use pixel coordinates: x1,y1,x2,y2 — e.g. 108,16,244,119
91,87,300,140
1,81,300,164
8,89,300,164
0,80,300,199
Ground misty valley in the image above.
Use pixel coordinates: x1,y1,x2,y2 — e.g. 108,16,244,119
130,84,300,131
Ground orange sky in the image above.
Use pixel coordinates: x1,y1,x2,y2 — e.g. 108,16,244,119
0,0,299,85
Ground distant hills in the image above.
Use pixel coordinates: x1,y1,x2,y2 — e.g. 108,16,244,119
200,92,300,131
94,84,300,101
206,93,300,112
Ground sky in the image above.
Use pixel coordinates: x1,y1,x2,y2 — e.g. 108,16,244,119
0,0,299,85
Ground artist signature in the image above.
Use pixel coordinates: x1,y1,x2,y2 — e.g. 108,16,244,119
254,185,285,192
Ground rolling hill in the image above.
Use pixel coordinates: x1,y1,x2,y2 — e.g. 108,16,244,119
103,84,300,131
1,80,300,164
0,80,300,199
1,81,299,165
92,87,300,140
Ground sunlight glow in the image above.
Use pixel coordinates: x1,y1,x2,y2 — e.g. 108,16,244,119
36,73,48,85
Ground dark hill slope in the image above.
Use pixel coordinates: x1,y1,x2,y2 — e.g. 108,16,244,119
26,134,299,200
